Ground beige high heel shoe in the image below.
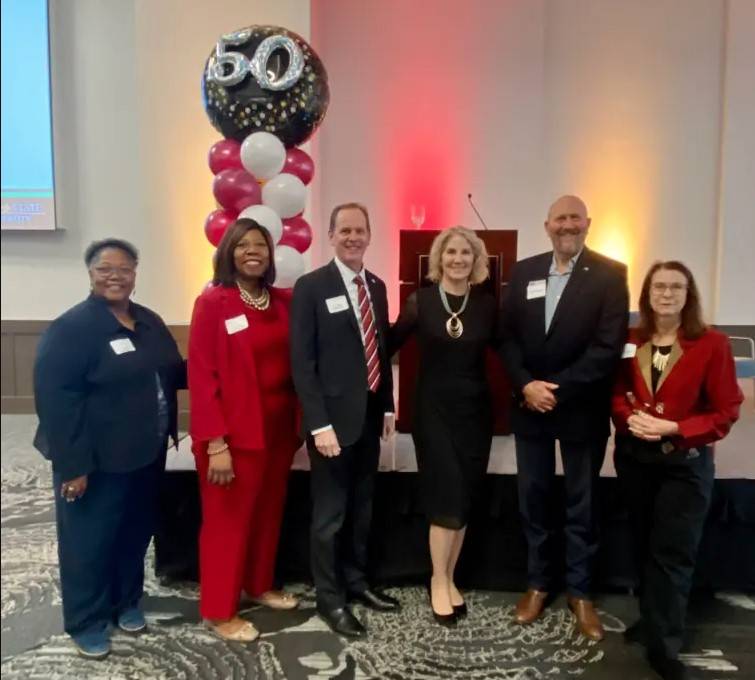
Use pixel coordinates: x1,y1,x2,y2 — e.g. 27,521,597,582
205,617,260,642
249,590,300,610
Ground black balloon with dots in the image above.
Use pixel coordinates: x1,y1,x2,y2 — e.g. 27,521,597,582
202,25,329,148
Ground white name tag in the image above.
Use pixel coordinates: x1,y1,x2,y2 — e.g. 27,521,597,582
622,342,637,358
225,314,249,335
526,279,547,300
110,338,136,355
326,295,349,313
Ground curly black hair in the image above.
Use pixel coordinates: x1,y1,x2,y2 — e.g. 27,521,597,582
83,238,140,267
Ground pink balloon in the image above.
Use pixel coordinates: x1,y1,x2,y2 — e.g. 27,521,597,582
282,148,315,186
212,168,261,212
279,216,313,253
208,139,242,174
204,208,237,247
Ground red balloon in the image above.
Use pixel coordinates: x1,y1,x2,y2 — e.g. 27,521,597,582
212,168,261,212
204,208,237,247
282,148,315,185
208,139,242,174
279,216,313,253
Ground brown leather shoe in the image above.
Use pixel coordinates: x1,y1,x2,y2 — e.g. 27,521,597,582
567,596,604,641
514,589,548,624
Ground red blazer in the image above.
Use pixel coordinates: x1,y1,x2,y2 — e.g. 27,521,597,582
611,328,743,450
188,284,293,449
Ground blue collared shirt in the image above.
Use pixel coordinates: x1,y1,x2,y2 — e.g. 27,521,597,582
545,251,581,331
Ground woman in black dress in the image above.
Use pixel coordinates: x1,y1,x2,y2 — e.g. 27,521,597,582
390,226,497,625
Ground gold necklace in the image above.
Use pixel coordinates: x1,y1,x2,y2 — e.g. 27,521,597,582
237,281,270,310
438,284,470,339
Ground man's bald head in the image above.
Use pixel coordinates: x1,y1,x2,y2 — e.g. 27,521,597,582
545,195,591,260
547,195,588,221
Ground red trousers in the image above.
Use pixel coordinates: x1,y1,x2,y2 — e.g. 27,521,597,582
194,442,294,619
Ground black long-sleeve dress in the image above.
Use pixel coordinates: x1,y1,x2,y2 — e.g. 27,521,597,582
390,285,497,529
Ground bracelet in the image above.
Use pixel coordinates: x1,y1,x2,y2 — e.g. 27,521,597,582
207,443,229,456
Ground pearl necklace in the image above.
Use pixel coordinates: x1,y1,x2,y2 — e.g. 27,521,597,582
237,282,270,310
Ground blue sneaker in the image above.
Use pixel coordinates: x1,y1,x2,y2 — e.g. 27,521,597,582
117,607,146,633
72,627,111,659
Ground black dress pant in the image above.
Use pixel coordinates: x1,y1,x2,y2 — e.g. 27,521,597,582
515,436,607,598
54,458,161,636
308,393,382,610
615,442,714,659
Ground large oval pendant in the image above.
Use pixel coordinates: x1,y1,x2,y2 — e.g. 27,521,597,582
446,315,463,339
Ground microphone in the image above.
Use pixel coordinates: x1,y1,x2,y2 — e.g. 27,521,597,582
467,193,488,230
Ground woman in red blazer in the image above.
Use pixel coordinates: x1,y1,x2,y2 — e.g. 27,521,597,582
612,261,743,680
189,218,301,641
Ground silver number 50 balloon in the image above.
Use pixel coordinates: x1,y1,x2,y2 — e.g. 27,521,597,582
207,32,303,91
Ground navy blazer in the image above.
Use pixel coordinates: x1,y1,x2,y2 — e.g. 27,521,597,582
500,247,629,441
33,295,186,479
290,260,394,446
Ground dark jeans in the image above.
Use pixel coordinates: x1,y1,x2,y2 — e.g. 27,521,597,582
308,394,382,610
515,436,607,598
54,458,161,636
615,441,714,659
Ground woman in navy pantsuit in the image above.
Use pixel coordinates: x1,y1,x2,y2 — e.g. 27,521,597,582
34,239,185,659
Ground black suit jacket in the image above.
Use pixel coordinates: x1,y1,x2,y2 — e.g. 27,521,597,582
290,260,394,447
500,247,628,441
33,295,186,479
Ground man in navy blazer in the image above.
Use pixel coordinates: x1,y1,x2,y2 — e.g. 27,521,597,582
500,195,629,640
290,202,399,638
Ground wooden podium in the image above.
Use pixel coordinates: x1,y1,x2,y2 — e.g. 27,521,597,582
396,229,518,434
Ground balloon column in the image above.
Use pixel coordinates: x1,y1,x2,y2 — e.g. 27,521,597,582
201,25,329,288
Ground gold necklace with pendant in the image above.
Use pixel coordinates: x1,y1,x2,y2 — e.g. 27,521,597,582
438,284,470,339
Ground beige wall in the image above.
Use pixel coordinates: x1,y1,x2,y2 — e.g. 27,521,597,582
1,0,310,323
2,0,753,324
542,0,724,312
311,0,753,322
715,0,755,324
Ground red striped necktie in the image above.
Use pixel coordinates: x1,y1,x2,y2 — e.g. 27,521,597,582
354,275,381,392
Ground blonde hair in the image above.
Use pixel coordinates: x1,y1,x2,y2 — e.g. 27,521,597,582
426,226,489,284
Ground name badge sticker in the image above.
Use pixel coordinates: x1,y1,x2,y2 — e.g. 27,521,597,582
526,279,547,300
621,342,637,359
326,295,349,314
110,338,136,355
225,314,249,335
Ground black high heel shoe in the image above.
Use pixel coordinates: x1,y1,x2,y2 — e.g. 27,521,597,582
453,601,468,618
427,583,457,626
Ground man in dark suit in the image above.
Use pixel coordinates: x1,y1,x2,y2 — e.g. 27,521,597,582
290,202,399,638
500,195,629,641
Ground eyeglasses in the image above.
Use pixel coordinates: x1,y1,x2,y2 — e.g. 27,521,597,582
651,283,687,294
92,266,136,277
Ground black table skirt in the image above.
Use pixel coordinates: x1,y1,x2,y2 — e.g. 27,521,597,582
155,471,755,592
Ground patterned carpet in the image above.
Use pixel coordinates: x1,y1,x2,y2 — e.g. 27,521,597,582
2,414,754,679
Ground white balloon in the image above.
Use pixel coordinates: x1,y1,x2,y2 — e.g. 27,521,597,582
238,204,283,243
262,173,307,219
240,131,285,181
274,245,306,288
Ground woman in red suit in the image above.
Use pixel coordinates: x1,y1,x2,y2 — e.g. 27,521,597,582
189,218,301,641
612,261,743,680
